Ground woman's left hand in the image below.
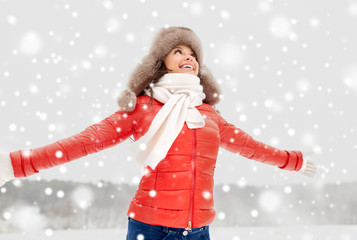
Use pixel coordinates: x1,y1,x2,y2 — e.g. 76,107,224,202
299,151,317,177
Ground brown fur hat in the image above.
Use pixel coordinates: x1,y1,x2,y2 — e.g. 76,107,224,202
117,26,221,112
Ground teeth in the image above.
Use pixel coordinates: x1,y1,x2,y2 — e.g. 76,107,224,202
181,65,193,69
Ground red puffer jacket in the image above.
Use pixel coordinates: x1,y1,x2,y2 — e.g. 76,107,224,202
10,95,303,229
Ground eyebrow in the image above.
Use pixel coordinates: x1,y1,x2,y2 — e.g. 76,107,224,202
174,47,195,55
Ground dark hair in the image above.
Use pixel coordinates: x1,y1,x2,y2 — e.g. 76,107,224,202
138,59,203,106
138,60,169,105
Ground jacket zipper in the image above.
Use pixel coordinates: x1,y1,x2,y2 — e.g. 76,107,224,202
186,129,197,232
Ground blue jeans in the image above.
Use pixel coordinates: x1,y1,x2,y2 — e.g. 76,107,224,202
126,217,210,240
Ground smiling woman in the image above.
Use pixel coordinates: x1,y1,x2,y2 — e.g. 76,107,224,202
164,45,199,76
0,26,316,240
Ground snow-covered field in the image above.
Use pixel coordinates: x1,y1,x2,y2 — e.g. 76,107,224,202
1,225,356,240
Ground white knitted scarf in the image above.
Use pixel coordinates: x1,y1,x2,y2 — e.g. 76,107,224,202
131,73,206,169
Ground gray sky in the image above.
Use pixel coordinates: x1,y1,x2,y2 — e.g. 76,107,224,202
1,0,356,186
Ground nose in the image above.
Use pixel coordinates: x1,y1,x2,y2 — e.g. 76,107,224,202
185,55,194,61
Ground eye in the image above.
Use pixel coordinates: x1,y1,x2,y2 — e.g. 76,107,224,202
174,49,182,54
191,53,197,59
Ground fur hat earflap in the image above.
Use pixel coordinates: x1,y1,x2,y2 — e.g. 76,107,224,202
117,26,221,112
199,64,221,106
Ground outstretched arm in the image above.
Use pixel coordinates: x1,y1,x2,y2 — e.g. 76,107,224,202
0,109,136,186
9,110,135,178
6,97,151,179
217,112,316,176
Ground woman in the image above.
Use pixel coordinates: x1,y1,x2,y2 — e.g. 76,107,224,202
0,27,316,240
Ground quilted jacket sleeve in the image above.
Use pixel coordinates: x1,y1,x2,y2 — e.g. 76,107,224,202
10,98,146,178
217,113,303,171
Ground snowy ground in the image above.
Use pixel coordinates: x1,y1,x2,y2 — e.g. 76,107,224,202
1,225,357,240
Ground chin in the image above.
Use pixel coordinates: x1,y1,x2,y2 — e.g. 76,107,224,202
180,71,197,75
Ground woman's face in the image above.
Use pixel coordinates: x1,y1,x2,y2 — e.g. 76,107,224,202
163,45,199,76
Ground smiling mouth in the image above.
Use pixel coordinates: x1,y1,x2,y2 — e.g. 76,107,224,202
180,64,194,70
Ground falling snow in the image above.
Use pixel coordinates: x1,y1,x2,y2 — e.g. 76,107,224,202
1,0,357,238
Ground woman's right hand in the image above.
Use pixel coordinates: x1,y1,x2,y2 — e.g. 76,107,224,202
0,153,15,187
